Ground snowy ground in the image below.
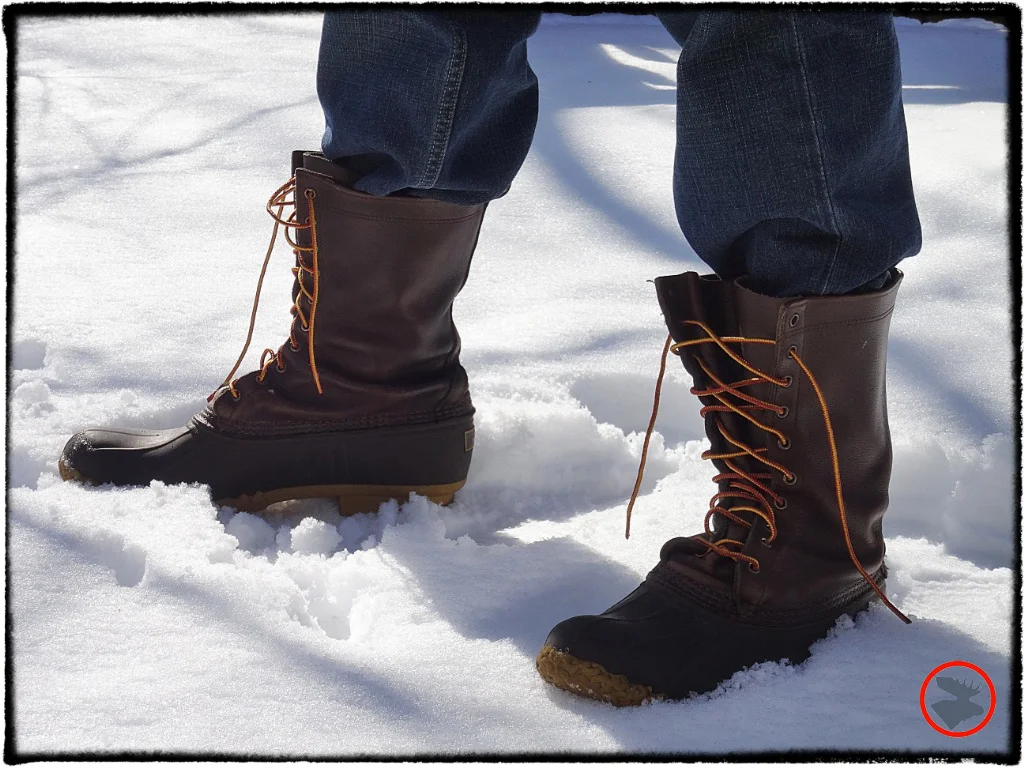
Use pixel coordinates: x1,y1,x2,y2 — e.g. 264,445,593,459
9,12,1016,758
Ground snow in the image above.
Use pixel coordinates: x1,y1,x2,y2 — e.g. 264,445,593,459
9,12,1015,757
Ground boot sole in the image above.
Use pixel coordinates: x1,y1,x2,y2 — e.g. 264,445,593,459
59,458,464,515
219,480,465,515
536,583,883,707
535,646,659,707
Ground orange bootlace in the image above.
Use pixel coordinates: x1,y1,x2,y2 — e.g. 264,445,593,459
626,325,910,624
209,178,323,402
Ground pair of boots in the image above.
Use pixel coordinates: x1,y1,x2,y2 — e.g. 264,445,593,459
61,152,907,705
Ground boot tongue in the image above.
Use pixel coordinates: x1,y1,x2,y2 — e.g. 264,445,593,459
726,279,787,538
653,273,785,583
299,151,364,187
733,278,786,439
733,278,784,368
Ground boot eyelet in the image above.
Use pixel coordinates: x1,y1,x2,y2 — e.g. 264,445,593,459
230,390,241,401
781,376,793,388
784,474,798,486
289,342,300,351
774,497,788,510
276,362,286,373
778,406,789,418
788,345,798,357
300,324,310,333
748,562,761,574
760,537,772,549
305,189,316,199
789,314,800,327
777,437,791,451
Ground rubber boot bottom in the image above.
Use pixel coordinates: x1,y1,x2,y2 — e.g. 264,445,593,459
59,460,464,515
535,579,882,705
535,646,659,707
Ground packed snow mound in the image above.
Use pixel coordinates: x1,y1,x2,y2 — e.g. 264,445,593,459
10,11,1013,758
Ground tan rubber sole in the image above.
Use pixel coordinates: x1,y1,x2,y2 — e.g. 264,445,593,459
535,645,660,707
220,481,465,515
58,459,463,515
58,459,85,483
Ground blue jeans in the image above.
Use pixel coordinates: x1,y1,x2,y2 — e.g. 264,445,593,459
317,10,922,297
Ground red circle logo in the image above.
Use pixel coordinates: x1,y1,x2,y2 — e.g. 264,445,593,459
919,661,996,737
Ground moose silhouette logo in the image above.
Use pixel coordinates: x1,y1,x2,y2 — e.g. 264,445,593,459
931,676,986,729
920,661,996,737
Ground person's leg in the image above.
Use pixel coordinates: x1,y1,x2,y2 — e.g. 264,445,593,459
660,10,921,297
317,9,542,204
537,11,921,705
60,10,542,512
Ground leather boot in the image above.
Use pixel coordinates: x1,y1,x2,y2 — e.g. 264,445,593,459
536,270,909,705
59,151,485,514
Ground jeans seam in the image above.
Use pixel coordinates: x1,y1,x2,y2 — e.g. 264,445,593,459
790,14,843,294
418,25,467,190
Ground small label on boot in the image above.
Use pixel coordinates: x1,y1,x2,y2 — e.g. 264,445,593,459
464,428,475,452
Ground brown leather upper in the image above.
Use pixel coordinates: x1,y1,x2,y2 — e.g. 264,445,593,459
201,156,486,436
651,272,902,621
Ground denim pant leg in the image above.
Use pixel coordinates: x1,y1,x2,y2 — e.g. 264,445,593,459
658,11,922,297
317,10,542,205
